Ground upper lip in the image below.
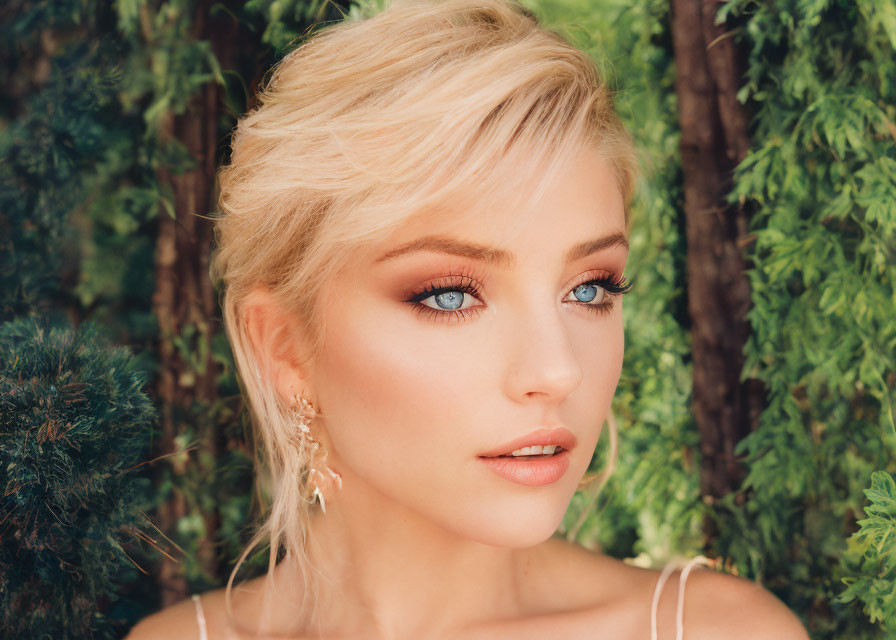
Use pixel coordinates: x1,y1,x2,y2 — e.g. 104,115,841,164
478,427,577,457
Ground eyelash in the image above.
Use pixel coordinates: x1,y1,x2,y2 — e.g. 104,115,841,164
405,270,633,323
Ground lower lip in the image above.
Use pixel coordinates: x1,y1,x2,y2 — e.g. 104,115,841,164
477,450,571,486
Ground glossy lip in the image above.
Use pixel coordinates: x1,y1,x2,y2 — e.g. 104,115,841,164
477,427,577,458
478,450,572,486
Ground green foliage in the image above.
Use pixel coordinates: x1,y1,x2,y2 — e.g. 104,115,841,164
0,315,156,639
344,0,392,22
1,0,281,622
714,0,896,636
839,471,896,631
2,0,353,608
243,0,339,51
115,0,226,130
0,0,163,343
0,37,118,320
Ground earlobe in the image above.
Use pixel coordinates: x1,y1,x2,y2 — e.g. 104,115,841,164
242,286,311,405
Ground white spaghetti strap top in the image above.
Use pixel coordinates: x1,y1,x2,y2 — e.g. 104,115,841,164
649,556,713,640
191,594,209,640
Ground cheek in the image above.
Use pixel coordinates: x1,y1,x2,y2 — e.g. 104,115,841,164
312,298,479,485
577,308,624,381
572,313,624,443
605,315,625,385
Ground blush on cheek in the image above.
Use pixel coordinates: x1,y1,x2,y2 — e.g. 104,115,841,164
313,295,478,490
573,320,624,448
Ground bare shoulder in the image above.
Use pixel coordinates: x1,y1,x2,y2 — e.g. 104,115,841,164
532,539,808,640
682,567,809,640
125,571,313,640
124,595,203,640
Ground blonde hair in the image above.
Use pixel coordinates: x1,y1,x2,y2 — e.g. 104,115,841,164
210,0,636,634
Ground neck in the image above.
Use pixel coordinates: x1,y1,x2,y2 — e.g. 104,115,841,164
300,473,535,640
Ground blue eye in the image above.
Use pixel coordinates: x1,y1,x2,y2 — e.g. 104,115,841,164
564,276,633,314
569,282,602,303
430,290,465,310
409,280,483,318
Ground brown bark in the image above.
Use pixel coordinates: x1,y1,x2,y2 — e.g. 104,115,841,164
669,0,761,538
151,3,235,607
146,0,345,606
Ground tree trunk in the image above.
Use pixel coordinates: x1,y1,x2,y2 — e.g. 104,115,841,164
151,3,232,607
669,0,762,544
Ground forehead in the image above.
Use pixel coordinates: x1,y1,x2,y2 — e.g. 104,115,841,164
367,146,626,261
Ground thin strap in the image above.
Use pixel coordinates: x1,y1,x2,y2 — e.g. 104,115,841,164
191,594,208,640
675,556,711,639
650,556,713,640
650,563,678,640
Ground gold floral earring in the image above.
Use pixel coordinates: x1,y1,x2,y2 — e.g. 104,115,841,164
293,393,342,514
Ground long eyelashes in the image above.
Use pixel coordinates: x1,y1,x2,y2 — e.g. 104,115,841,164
405,272,633,323
595,276,633,296
406,275,484,323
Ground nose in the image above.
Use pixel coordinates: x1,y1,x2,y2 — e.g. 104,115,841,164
501,305,584,404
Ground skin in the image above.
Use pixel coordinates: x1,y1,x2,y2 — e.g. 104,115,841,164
127,146,810,640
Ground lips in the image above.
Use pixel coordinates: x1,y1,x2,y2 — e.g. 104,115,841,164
478,427,577,458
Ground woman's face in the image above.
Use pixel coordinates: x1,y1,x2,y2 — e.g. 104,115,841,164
309,146,628,547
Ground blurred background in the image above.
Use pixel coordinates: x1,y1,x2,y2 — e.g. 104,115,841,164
1,0,894,638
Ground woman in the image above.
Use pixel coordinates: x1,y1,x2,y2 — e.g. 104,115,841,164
129,0,809,637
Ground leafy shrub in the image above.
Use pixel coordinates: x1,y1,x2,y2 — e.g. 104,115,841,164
0,315,155,639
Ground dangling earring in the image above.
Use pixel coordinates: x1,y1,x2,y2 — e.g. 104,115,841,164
292,393,342,514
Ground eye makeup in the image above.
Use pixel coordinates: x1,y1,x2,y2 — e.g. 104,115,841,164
407,277,486,323
403,264,487,323
566,272,633,316
403,267,633,323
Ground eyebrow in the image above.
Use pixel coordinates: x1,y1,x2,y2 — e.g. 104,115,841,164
374,232,629,267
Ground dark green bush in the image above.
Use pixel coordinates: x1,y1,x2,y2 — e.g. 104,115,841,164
0,315,156,639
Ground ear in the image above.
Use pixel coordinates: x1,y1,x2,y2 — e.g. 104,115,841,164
242,286,312,406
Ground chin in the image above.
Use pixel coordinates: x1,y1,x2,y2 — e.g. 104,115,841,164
445,495,572,549
469,517,564,550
